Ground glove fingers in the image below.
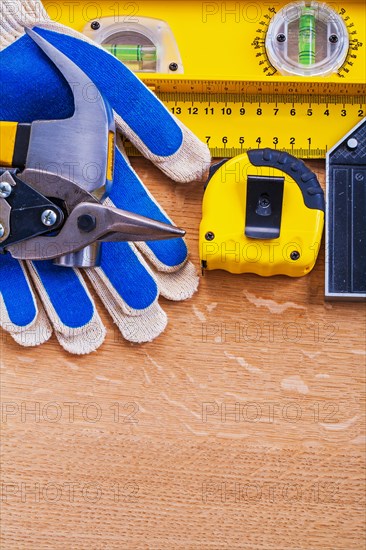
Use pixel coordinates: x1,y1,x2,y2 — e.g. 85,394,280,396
20,25,211,182
0,255,52,347
87,267,167,343
86,241,168,342
116,302,167,344
147,260,199,302
9,304,51,347
86,244,197,342
27,261,106,354
89,241,159,313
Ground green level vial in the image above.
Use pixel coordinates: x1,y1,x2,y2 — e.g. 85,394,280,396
103,44,157,72
299,7,316,65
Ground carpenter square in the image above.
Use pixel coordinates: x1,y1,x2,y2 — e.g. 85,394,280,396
325,117,366,300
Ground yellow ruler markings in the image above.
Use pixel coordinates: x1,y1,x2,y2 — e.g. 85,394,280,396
126,80,365,159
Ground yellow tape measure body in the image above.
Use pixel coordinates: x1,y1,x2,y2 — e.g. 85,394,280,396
44,1,366,158
199,150,325,277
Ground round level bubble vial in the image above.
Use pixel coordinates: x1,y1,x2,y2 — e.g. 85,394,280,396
265,1,349,77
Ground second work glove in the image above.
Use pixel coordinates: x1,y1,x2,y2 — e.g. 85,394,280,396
0,0,210,353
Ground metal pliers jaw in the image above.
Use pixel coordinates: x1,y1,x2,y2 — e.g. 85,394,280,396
0,169,185,265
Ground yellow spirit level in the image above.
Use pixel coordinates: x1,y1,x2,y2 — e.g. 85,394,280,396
44,0,366,158
199,150,325,277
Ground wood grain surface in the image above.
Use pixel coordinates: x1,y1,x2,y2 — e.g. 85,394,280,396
1,158,365,550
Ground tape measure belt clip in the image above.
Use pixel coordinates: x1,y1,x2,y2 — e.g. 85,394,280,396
247,149,325,212
245,175,284,240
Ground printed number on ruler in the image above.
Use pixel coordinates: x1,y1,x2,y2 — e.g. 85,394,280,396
167,95,365,159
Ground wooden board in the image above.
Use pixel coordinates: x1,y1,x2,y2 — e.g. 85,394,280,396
1,158,365,549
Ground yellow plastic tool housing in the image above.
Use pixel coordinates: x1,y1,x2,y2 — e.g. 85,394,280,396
43,1,365,158
200,151,324,277
0,122,18,167
44,1,365,83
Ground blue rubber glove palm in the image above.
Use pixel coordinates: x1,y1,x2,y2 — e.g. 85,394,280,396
0,1,210,353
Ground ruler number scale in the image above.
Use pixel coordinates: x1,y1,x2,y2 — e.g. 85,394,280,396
124,81,365,159
164,90,365,159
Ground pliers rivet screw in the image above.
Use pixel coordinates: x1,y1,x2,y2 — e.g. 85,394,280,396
41,209,58,227
77,214,97,233
0,224,5,238
91,21,100,30
205,232,215,241
0,182,12,199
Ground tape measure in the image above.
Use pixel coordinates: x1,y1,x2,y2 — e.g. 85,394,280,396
199,150,325,277
45,1,366,158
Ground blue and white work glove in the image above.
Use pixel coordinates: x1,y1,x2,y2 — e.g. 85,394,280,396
0,0,210,353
